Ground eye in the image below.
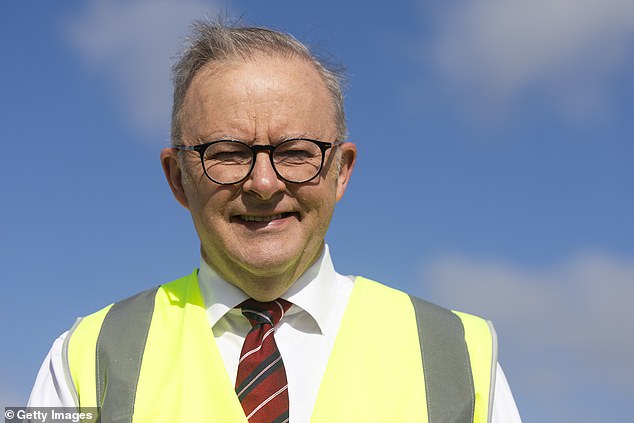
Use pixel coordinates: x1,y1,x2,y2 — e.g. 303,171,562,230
275,148,316,163
274,140,321,165
204,143,251,164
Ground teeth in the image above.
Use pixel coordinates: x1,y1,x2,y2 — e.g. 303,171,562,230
240,213,284,222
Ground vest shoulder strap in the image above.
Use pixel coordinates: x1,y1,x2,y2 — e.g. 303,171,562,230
409,295,475,423
96,286,159,423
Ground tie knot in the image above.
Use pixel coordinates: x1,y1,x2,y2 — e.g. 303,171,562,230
239,298,292,328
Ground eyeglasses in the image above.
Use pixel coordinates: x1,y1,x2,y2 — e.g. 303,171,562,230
174,138,340,185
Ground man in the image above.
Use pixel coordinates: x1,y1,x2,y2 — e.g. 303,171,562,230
29,21,521,422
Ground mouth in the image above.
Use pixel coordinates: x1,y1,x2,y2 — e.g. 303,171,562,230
238,212,294,222
232,212,300,227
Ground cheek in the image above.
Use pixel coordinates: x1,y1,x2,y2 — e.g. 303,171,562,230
184,183,233,228
296,185,338,224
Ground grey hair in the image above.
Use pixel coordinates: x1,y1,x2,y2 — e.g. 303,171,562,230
170,20,347,146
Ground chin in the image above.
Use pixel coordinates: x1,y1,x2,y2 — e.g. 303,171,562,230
237,249,299,276
238,238,319,277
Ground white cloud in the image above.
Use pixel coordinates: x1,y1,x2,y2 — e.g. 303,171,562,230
420,251,634,418
428,0,634,120
63,0,219,137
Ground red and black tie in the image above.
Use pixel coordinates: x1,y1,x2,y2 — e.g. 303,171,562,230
235,298,292,423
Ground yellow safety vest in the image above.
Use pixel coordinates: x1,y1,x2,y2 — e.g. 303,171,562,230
63,271,497,423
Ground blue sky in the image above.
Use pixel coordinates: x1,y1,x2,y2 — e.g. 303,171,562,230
1,1,633,421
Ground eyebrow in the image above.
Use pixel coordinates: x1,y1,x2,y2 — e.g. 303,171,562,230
198,133,242,141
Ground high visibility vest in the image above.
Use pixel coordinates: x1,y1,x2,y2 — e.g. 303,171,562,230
63,271,497,423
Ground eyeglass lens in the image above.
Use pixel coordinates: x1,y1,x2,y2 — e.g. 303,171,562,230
202,139,324,184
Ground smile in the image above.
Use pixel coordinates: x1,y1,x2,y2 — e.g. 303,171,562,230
237,212,297,223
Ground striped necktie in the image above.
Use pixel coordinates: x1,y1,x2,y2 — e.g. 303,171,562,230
235,298,292,423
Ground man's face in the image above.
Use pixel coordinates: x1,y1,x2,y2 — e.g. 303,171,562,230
161,55,356,301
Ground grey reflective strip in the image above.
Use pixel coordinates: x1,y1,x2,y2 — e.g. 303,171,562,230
62,317,83,408
486,320,498,423
95,287,159,423
410,295,475,423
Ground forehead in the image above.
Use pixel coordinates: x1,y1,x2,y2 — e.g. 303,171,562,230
180,54,336,142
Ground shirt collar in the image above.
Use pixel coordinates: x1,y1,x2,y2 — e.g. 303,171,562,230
198,244,338,335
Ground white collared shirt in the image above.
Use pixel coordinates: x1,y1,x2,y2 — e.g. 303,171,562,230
29,245,521,422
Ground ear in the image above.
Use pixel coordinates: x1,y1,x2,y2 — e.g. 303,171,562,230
160,148,190,209
335,142,357,202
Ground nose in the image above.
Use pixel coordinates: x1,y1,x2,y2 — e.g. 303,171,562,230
241,150,285,200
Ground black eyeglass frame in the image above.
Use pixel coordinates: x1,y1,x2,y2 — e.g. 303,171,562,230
174,138,341,185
